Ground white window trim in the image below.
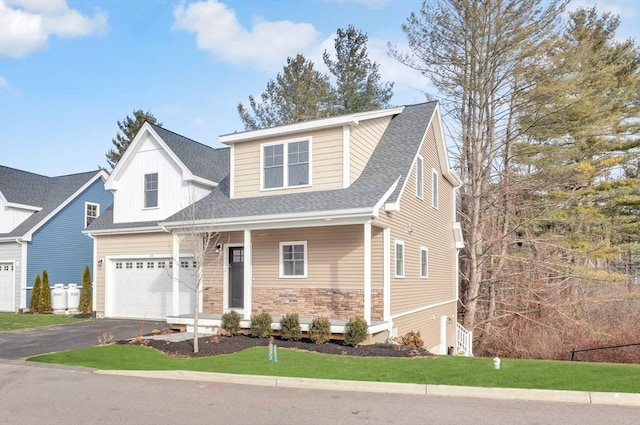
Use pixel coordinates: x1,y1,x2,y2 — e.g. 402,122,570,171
432,169,439,209
84,202,99,228
416,155,424,200
420,246,429,278
395,240,405,278
260,137,312,191
279,241,307,278
143,172,159,209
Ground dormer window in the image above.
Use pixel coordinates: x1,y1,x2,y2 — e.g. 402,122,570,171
144,173,158,208
262,139,310,190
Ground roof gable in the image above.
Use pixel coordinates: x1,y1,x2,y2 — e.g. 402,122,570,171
0,166,108,239
105,122,228,191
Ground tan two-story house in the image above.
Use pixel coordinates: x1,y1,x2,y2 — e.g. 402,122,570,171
87,102,468,354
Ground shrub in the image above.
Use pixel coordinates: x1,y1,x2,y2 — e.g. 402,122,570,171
309,316,331,344
79,265,92,314
38,269,51,313
279,313,302,340
249,311,272,338
30,274,42,313
221,310,242,335
344,317,368,347
399,331,424,348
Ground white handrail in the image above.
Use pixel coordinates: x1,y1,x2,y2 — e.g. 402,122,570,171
456,322,473,357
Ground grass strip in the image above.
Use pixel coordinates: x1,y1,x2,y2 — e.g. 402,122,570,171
29,344,640,393
0,313,87,332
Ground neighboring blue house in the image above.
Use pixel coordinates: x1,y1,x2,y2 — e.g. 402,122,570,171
0,166,112,312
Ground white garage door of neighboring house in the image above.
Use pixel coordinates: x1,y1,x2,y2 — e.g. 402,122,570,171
109,258,196,320
0,263,15,312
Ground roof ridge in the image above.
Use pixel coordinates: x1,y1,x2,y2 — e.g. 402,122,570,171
148,122,219,151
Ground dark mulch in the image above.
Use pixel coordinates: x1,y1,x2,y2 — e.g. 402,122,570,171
121,334,433,359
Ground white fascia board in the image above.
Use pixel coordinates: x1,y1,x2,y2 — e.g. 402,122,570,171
0,237,24,243
431,104,462,187
22,170,108,241
161,207,375,233
219,106,405,145
187,175,218,188
4,202,42,212
376,177,401,214
83,225,164,236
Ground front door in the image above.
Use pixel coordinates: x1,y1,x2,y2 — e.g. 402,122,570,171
229,247,244,308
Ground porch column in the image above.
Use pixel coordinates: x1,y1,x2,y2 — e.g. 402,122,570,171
364,222,371,324
243,229,252,320
172,233,180,316
383,227,391,325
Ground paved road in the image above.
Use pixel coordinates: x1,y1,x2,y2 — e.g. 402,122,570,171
0,318,168,358
1,361,638,425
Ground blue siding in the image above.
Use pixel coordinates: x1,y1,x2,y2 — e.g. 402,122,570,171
26,179,113,304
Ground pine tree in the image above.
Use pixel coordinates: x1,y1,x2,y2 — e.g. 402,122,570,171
39,269,51,313
79,265,92,315
30,274,41,313
323,25,394,114
237,54,333,130
105,109,161,169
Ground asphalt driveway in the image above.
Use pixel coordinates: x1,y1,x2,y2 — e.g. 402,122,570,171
0,318,169,359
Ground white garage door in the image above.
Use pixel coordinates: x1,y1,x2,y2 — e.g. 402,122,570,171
0,263,15,312
109,258,196,320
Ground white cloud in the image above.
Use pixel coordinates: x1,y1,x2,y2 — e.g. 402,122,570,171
172,0,320,72
0,0,107,58
0,76,8,88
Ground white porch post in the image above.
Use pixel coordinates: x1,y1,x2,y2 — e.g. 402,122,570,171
383,227,391,327
363,222,371,325
172,233,180,316
243,230,252,320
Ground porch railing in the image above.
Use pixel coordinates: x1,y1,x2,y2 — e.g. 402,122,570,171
456,322,473,357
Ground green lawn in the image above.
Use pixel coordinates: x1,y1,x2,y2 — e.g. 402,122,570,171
29,344,640,393
0,313,88,332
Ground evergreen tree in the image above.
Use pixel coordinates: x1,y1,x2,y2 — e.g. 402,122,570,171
238,54,333,130
29,274,41,313
323,25,394,114
105,109,161,169
38,269,51,313
79,265,92,315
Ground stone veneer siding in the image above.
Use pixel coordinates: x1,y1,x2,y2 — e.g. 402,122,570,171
203,286,223,313
251,288,385,321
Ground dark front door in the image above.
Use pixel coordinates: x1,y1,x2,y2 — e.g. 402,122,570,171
229,247,244,308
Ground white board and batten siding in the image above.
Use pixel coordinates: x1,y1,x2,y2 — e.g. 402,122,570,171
111,133,210,224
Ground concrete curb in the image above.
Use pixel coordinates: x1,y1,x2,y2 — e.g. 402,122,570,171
94,370,640,407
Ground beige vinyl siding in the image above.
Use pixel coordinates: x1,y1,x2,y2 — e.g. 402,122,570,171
94,232,196,316
392,301,456,350
350,116,391,184
202,231,243,290
250,225,364,289
232,127,344,198
373,125,458,317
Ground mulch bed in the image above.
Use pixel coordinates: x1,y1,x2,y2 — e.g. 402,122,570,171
120,334,433,359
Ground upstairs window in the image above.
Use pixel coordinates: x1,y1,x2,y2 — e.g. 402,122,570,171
263,139,309,189
85,202,99,228
144,173,158,208
432,170,439,209
416,156,424,199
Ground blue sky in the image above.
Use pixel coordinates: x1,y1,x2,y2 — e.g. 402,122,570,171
1,0,638,176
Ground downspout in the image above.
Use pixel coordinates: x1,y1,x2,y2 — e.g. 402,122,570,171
14,238,26,311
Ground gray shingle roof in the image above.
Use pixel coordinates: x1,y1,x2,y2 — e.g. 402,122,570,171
0,166,104,238
149,123,229,183
165,102,437,224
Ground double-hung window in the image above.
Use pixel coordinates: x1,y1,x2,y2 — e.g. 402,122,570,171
420,247,429,278
280,241,307,278
85,202,99,228
395,241,405,278
263,139,309,189
416,156,424,199
144,173,158,208
432,170,439,209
